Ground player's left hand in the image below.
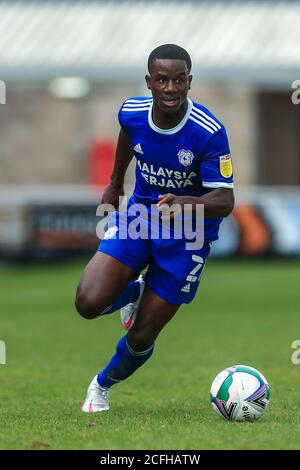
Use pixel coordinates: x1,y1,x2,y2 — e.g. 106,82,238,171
157,193,185,219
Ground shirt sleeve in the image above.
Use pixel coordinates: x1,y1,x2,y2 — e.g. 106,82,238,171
118,102,129,133
200,128,234,189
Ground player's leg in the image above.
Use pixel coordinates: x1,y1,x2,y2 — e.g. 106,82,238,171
83,289,180,412
120,270,147,329
75,251,141,319
127,289,180,350
76,209,151,320
99,289,180,386
82,238,211,412
90,241,212,394
80,214,153,411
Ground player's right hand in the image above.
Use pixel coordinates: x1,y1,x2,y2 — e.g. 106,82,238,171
101,183,124,209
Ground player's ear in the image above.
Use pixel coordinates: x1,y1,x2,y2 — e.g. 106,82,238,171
145,74,152,90
188,75,193,90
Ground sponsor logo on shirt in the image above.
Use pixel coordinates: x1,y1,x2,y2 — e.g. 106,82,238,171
134,143,144,155
136,160,197,189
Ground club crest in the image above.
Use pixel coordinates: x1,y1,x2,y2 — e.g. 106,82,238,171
178,149,194,166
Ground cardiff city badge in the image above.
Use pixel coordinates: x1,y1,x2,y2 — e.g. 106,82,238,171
219,154,233,178
178,149,194,167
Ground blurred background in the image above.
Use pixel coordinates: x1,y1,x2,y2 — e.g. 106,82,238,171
1,0,300,451
0,0,300,260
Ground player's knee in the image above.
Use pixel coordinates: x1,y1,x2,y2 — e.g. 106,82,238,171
75,287,103,320
75,294,97,319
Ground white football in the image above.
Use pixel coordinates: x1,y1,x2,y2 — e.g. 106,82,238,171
210,365,270,421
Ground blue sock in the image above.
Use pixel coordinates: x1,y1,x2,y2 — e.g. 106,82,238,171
100,280,140,315
97,335,154,388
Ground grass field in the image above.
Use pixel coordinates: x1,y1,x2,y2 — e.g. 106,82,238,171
0,258,300,450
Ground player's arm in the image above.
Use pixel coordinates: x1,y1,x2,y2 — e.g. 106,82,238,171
192,187,234,217
101,128,133,209
178,126,235,217
157,189,235,218
158,126,235,218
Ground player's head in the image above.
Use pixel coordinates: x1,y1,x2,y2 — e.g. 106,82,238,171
146,44,192,114
148,44,192,74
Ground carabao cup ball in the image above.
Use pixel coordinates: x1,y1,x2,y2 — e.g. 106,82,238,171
210,365,270,421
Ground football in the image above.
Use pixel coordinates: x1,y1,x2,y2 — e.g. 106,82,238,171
210,365,270,421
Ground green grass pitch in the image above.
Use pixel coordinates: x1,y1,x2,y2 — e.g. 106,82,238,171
0,258,300,450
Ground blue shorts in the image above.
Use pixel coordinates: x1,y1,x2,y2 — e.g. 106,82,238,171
98,213,211,305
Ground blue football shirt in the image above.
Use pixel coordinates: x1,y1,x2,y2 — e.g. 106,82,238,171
118,96,234,241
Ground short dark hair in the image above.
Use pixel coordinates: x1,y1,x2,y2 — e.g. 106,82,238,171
148,44,192,74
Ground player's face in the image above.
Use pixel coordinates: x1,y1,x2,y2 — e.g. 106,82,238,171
146,59,192,114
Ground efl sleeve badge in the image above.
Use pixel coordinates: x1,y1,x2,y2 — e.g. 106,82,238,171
219,154,233,178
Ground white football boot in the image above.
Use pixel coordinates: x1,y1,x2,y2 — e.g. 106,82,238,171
120,274,145,330
82,375,109,413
